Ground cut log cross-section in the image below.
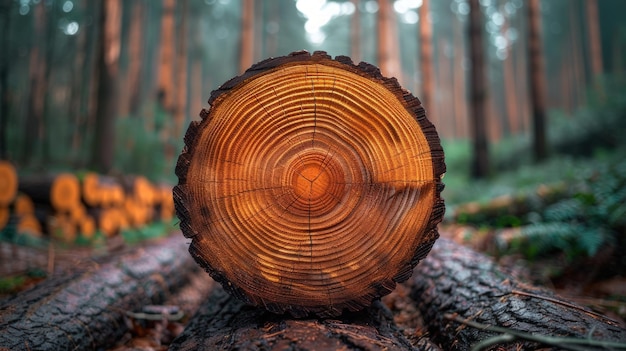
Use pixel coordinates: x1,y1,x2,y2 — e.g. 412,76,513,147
0,161,18,207
174,51,446,317
19,173,81,213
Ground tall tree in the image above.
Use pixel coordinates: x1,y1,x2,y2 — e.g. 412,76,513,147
0,1,11,159
452,17,467,138
350,0,361,63
91,0,122,172
157,0,176,115
468,0,489,178
418,0,434,121
122,0,145,117
377,0,401,79
22,2,47,166
239,0,254,73
586,0,604,96
174,0,189,139
527,0,548,161
500,5,519,135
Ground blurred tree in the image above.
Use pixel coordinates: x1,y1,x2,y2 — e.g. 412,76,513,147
240,0,254,72
23,2,47,166
418,0,433,120
91,0,122,173
157,0,175,116
586,0,604,97
527,0,548,162
377,0,401,79
119,1,145,117
350,0,361,62
468,0,489,178
0,1,10,159
174,0,189,140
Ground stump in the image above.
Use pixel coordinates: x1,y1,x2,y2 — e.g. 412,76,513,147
174,51,445,317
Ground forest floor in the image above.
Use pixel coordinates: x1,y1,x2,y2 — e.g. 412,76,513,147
1,224,624,350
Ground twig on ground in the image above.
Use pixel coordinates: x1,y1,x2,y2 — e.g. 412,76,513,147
444,313,626,351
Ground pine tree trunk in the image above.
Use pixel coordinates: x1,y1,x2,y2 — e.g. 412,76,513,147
239,0,255,73
377,0,401,80
173,0,189,141
468,0,489,177
157,0,175,114
350,0,361,63
91,0,122,173
419,0,434,128
527,0,548,162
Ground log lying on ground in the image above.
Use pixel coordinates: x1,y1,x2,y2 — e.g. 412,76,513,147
18,173,81,213
168,285,441,351
408,238,626,350
174,50,445,317
0,234,198,351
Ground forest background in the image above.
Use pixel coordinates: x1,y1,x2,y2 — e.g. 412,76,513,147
1,0,624,197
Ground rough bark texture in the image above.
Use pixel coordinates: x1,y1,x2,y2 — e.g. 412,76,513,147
409,238,626,350
0,235,197,351
168,285,439,351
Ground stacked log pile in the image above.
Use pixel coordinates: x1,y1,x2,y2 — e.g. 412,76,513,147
0,161,174,243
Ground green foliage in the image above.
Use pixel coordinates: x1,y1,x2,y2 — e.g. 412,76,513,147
114,115,182,183
447,79,626,260
0,268,47,295
460,155,626,260
121,220,178,244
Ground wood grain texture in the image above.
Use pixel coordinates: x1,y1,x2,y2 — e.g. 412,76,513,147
174,51,445,317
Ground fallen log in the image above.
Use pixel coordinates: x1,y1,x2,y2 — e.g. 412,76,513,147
0,234,198,351
18,173,81,213
408,238,626,350
168,238,625,351
174,50,445,317
168,285,441,351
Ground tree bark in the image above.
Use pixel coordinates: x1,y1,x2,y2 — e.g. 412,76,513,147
168,285,439,351
377,0,401,80
174,0,189,141
0,1,10,160
350,0,361,63
0,235,198,351
22,1,46,166
468,0,489,178
408,238,626,351
527,0,548,162
156,0,176,115
586,0,604,81
239,0,254,73
418,0,433,124
91,0,122,173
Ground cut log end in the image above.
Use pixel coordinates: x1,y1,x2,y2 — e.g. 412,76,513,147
175,51,445,317
0,161,18,206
